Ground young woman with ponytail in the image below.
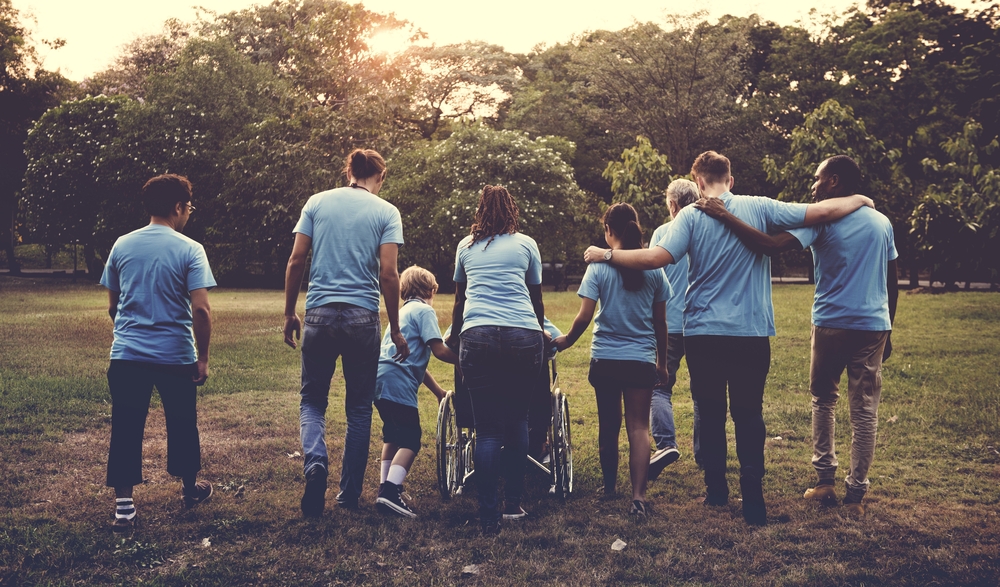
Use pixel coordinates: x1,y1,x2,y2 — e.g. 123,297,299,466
553,203,670,515
447,185,546,535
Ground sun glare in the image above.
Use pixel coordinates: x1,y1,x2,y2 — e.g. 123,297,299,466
368,28,416,55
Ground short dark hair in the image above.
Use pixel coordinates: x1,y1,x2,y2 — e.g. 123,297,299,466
691,151,731,185
344,149,386,182
823,155,862,194
142,174,192,217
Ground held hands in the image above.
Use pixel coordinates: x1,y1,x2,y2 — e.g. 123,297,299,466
283,314,302,348
390,330,410,362
552,334,572,351
694,197,728,219
584,246,609,264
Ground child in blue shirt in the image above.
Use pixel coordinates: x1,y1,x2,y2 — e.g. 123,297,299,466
374,266,458,518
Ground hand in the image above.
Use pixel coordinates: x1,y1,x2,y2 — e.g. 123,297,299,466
656,364,669,385
193,358,209,386
542,330,553,344
390,330,410,362
584,246,609,263
552,335,572,351
439,390,451,404
853,194,876,209
694,196,728,220
882,332,893,362
446,333,460,351
283,314,302,348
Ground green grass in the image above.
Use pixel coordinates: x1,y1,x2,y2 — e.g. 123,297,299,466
1,276,998,585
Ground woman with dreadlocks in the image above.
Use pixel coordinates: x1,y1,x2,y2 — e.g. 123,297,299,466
447,185,546,535
553,203,670,516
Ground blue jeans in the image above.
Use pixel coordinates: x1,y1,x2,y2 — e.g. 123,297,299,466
650,334,701,461
460,326,544,523
299,303,381,503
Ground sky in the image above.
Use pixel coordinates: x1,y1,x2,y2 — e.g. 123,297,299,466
13,0,981,81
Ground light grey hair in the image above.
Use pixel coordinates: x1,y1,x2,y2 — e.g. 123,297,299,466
666,178,700,209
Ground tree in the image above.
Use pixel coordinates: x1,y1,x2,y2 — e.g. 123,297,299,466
381,124,599,289
602,136,673,232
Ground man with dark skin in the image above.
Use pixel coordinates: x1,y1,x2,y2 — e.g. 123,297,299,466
695,155,898,515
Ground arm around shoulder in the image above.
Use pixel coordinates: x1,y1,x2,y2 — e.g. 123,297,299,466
803,194,875,226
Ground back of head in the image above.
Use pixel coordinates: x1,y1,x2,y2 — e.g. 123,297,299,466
344,148,386,182
666,178,700,210
400,265,438,300
143,174,193,217
469,185,519,248
602,202,645,292
823,155,862,196
691,151,731,186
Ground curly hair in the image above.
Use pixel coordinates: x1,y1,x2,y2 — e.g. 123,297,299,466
469,185,519,249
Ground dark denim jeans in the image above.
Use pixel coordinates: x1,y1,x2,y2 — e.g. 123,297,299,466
299,303,381,503
650,334,701,461
685,335,770,502
460,326,544,523
106,360,201,488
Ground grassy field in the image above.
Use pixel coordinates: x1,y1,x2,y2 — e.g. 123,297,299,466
1,276,998,586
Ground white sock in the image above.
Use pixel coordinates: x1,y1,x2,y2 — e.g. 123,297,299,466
381,460,392,483
387,464,408,486
115,497,136,521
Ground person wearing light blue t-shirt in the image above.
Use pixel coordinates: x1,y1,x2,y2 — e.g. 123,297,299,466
448,185,547,534
647,179,701,481
697,155,898,516
282,149,409,518
99,174,216,531
556,203,669,516
373,266,458,518
585,151,875,526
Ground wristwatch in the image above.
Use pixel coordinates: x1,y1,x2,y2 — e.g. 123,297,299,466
603,249,613,262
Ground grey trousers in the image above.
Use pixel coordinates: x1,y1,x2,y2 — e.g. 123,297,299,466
809,326,889,500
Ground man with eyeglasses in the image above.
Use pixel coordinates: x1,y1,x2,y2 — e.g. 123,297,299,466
99,174,216,531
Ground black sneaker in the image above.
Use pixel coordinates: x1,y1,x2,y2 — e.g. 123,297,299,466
481,517,502,536
502,501,527,520
376,482,416,518
335,491,358,510
301,467,327,518
648,447,680,481
630,500,649,517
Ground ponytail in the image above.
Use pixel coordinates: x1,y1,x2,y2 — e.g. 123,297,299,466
602,203,646,292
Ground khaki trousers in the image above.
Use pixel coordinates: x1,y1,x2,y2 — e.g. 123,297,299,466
809,326,889,500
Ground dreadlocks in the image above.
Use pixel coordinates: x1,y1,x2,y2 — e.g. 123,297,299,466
469,185,519,249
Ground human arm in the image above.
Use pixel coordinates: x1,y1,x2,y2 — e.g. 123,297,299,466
584,246,674,270
528,283,548,340
448,281,466,349
884,258,899,361
695,197,803,256
552,297,598,351
283,233,311,348
107,289,119,321
802,195,875,226
653,300,668,383
190,287,212,385
429,339,459,365
379,243,409,361
423,371,449,403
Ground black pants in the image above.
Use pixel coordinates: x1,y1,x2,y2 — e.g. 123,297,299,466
684,336,770,499
106,360,201,488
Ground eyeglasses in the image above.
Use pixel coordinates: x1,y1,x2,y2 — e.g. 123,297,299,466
186,203,196,213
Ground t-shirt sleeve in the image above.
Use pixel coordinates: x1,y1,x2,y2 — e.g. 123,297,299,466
381,206,405,246
656,212,691,262
786,226,818,250
655,271,672,303
418,305,444,344
99,245,119,291
764,199,809,231
453,241,467,283
543,317,563,339
187,245,217,291
887,222,899,261
525,239,543,285
292,199,314,237
577,264,600,301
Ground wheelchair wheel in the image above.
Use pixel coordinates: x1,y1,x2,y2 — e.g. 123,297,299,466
436,391,462,499
551,391,573,499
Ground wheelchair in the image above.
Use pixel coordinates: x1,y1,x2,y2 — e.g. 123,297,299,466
435,357,573,500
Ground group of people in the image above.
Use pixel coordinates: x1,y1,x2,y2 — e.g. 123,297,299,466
99,147,897,534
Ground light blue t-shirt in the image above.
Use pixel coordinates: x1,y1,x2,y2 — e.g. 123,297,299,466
100,224,217,364
293,186,404,312
651,222,687,335
453,232,543,333
655,192,809,337
375,299,443,408
787,206,898,331
577,262,671,364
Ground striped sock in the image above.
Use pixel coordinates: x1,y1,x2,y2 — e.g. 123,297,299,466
115,498,136,521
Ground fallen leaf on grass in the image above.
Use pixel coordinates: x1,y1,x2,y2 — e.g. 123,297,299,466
612,539,627,551
201,538,211,548
461,564,480,577
286,451,301,458
772,436,783,441
887,415,898,423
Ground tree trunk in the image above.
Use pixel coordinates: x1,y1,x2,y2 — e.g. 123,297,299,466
83,243,103,280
